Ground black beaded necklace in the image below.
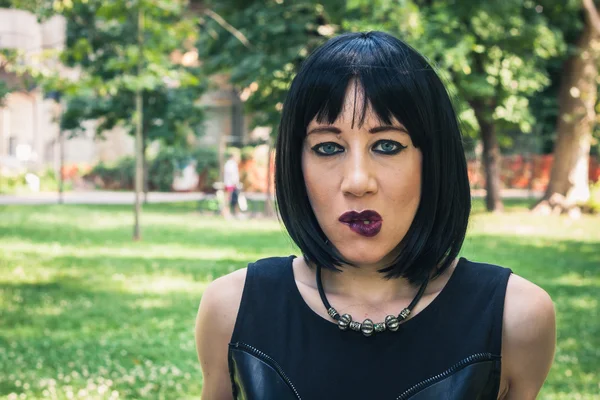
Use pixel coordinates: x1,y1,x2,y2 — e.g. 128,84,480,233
316,264,430,337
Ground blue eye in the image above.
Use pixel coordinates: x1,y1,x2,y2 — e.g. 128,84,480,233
372,140,406,154
312,142,344,156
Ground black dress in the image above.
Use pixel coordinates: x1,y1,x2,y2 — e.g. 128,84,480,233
228,256,512,399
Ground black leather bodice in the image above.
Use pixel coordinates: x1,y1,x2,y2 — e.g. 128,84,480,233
228,256,511,399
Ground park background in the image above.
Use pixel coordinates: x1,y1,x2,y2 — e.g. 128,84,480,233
0,0,599,399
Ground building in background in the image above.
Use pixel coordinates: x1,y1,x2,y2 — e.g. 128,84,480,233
0,8,268,177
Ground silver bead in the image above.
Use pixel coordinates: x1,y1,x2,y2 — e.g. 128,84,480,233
399,308,411,320
385,315,400,331
361,319,374,337
327,307,339,320
338,314,352,331
374,322,386,333
349,321,362,331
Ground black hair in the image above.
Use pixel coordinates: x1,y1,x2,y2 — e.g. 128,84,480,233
275,31,470,284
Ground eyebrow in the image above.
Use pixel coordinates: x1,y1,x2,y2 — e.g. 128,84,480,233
307,125,409,135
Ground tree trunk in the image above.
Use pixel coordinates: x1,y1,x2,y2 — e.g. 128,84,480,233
133,7,144,241
471,100,504,212
142,133,149,204
533,0,600,214
58,125,65,204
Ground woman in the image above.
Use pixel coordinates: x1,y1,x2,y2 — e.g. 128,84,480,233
196,31,555,399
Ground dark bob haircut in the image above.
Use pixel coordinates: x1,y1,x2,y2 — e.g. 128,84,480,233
275,31,470,284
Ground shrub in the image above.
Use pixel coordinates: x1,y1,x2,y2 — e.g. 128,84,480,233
0,173,26,194
583,180,600,214
192,147,219,192
115,157,135,189
241,146,254,163
85,157,135,190
148,147,192,192
86,146,220,192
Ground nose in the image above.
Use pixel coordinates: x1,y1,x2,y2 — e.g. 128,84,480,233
340,151,377,197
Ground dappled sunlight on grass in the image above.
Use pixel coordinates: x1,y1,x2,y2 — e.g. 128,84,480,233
1,240,266,262
553,272,600,287
566,296,597,311
0,202,598,399
468,211,600,243
117,275,207,295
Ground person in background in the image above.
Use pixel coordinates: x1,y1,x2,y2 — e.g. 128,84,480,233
223,151,241,218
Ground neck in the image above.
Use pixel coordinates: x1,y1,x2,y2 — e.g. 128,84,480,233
313,259,419,306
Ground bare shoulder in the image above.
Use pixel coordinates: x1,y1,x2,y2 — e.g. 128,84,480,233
501,274,556,399
198,268,248,330
195,268,248,400
504,274,555,343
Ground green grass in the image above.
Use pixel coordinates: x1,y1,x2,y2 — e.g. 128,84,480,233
0,201,598,399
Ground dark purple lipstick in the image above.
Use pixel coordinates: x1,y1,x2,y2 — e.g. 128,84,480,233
338,210,383,237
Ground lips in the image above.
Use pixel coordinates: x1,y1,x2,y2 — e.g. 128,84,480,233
338,210,383,237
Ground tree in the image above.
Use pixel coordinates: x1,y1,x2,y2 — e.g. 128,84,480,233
411,1,563,212
47,0,206,238
534,0,600,213
199,1,563,213
0,63,11,106
198,1,344,132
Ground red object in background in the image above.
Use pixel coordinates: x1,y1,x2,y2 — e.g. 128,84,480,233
60,163,91,180
239,150,275,194
467,154,600,192
590,157,600,182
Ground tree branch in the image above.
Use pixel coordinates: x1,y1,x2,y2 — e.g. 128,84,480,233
204,9,252,49
583,0,600,35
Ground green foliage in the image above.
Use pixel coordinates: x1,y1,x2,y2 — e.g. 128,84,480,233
47,0,207,145
0,0,56,18
147,147,192,192
191,146,219,175
198,0,345,133
240,146,254,162
583,179,600,214
37,167,74,192
0,79,9,106
224,146,239,156
412,1,565,137
147,146,219,192
0,50,21,102
87,157,136,190
85,146,219,192
0,172,26,194
199,1,566,145
0,168,72,193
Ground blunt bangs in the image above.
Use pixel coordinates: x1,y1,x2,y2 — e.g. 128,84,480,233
275,31,470,284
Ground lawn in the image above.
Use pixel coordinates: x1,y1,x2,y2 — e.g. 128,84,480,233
0,200,598,399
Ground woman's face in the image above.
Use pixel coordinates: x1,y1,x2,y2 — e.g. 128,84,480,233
302,84,422,268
